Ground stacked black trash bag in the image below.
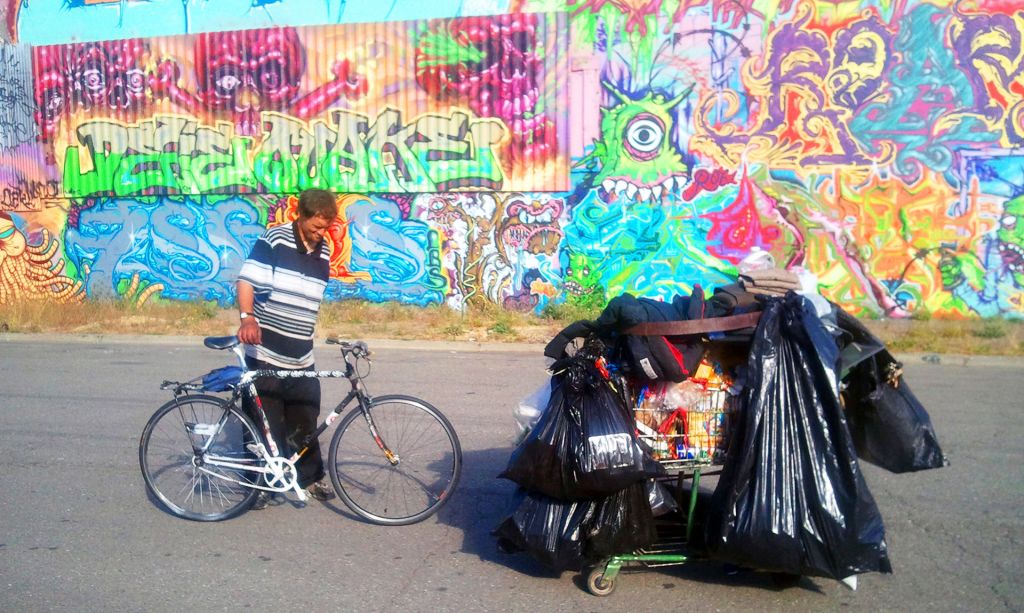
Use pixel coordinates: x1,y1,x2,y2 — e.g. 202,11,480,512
705,293,894,583
834,308,947,473
494,336,664,573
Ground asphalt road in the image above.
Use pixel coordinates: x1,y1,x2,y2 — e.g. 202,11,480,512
0,335,1022,612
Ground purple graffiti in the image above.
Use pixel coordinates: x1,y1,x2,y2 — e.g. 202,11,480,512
829,15,894,110
950,10,1024,145
697,5,875,167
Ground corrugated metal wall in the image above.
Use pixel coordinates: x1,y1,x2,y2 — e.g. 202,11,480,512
26,13,568,200
0,42,49,212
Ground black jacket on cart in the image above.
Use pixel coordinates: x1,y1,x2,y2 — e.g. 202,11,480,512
544,288,711,382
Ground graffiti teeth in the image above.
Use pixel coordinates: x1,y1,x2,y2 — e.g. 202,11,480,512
602,179,615,194
517,209,553,223
999,242,1024,269
652,184,663,202
625,183,638,200
638,186,652,202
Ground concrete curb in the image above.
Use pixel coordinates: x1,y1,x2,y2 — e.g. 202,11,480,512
2,333,1021,367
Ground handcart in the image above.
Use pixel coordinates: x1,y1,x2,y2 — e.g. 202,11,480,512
585,315,759,597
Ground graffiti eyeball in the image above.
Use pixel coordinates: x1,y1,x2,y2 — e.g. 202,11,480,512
624,113,665,161
1001,215,1017,229
42,90,64,118
0,215,27,259
257,60,283,92
214,70,242,97
125,69,146,93
82,67,105,93
566,263,590,277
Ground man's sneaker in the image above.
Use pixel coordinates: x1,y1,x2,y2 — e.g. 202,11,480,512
305,480,335,501
250,491,272,511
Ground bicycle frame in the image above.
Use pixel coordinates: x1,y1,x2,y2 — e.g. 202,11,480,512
180,340,399,500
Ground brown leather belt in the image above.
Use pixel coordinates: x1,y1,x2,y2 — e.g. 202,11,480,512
624,311,762,336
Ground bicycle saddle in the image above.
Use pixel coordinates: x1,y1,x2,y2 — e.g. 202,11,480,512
204,336,240,350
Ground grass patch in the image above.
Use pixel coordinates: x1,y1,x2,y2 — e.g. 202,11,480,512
972,321,1007,339
0,300,239,336
488,319,515,337
540,300,601,322
863,318,1023,356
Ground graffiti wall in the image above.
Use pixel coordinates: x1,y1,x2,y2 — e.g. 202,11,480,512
1,1,1023,319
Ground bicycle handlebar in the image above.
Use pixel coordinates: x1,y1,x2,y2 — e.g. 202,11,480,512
325,336,370,360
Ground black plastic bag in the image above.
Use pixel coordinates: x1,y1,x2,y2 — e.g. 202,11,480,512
706,295,892,580
843,354,946,473
646,479,680,517
584,481,658,558
493,489,597,572
500,350,657,500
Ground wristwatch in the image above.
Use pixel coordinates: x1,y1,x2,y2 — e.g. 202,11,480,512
240,312,254,321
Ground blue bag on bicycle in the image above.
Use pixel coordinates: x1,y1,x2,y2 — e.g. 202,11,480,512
201,366,243,392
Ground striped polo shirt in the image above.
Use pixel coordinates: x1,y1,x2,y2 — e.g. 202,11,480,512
238,222,329,369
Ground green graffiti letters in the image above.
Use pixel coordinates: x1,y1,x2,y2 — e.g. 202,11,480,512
62,109,508,197
64,117,258,197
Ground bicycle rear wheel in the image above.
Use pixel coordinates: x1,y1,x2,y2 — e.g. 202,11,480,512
328,395,462,525
139,394,264,521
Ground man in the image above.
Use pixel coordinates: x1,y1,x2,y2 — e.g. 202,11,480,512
237,188,338,509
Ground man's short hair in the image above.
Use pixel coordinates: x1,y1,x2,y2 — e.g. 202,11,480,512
297,189,339,219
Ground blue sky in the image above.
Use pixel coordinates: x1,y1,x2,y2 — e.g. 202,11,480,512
17,0,510,44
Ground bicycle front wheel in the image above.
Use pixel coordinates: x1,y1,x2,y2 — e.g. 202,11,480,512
139,394,264,521
328,395,462,525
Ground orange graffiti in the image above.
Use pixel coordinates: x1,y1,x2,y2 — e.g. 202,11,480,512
0,213,84,305
269,194,372,284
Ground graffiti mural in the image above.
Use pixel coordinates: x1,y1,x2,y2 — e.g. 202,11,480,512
550,0,1024,319
1,1,1023,319
38,16,569,196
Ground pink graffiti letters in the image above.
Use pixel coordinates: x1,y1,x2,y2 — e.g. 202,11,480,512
683,167,736,201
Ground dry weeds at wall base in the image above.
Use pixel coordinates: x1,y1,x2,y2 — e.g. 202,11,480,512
1,300,1021,356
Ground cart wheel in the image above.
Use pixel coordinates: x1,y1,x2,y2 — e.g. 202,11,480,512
770,572,802,588
587,566,616,597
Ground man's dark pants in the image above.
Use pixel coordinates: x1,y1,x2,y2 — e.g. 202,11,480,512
244,357,325,488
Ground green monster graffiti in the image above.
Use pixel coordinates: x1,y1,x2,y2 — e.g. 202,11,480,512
939,194,1024,319
577,82,694,204
562,249,606,309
